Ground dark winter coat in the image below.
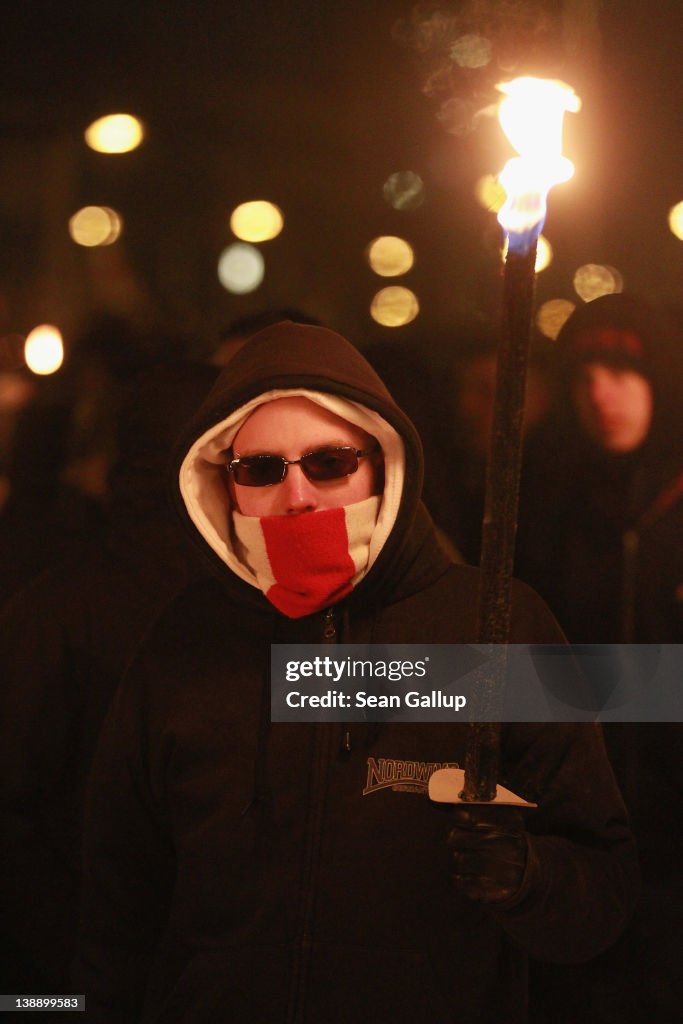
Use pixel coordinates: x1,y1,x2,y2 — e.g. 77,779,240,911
0,362,218,996
75,322,638,1024
515,294,683,1021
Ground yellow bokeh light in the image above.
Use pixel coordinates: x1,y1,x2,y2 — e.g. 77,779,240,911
230,201,284,243
69,206,122,247
573,263,624,302
604,265,624,292
535,235,553,272
85,114,144,154
217,243,265,294
501,234,552,273
366,236,414,277
370,287,419,327
667,201,683,240
475,174,506,213
24,325,64,375
536,299,576,340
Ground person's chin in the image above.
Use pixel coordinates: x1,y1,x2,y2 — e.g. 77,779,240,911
592,422,633,454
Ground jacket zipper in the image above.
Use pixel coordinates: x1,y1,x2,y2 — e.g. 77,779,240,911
322,606,337,642
287,607,338,1023
620,528,639,643
326,607,355,754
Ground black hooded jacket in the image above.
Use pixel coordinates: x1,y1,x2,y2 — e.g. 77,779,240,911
75,323,637,1023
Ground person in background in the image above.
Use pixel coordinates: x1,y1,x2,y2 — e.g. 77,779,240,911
0,395,105,607
0,316,180,608
0,361,218,1001
363,337,463,562
516,292,683,1022
75,320,636,1024
445,328,551,566
519,291,683,644
377,321,550,567
0,369,36,514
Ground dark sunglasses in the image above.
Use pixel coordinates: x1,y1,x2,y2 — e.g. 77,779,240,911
227,444,379,487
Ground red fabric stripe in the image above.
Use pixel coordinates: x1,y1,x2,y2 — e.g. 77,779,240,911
261,508,355,617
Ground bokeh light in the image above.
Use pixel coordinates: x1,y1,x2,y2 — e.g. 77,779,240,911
370,287,419,327
69,206,122,247
667,201,683,240
230,201,284,243
217,243,265,294
475,174,506,213
366,236,415,277
535,235,553,272
24,325,64,375
604,265,624,292
501,234,552,273
536,299,576,340
573,263,624,302
85,114,144,154
450,34,492,69
383,171,425,211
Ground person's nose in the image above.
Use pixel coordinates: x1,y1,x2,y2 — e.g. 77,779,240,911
587,368,615,409
280,464,319,515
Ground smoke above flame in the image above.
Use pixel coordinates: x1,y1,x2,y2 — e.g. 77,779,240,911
394,1,565,136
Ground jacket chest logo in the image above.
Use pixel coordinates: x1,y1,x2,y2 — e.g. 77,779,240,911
362,756,460,796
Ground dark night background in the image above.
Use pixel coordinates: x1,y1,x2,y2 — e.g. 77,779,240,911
1,1,682,357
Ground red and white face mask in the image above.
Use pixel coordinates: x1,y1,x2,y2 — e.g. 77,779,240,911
232,496,381,618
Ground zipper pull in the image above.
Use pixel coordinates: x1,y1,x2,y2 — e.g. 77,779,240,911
322,607,337,642
620,528,640,642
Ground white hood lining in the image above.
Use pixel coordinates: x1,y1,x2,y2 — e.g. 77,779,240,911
178,388,406,589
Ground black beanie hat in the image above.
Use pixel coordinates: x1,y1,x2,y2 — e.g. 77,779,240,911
556,292,659,381
554,292,683,463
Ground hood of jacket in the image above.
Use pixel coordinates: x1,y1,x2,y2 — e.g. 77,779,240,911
171,320,450,614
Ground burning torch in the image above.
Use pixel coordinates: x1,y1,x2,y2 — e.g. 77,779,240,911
430,76,581,807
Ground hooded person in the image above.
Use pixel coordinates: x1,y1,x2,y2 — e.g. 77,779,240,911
515,294,683,1020
518,291,683,644
74,321,637,1024
0,361,219,1000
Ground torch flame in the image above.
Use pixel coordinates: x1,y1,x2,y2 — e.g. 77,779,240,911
496,77,580,254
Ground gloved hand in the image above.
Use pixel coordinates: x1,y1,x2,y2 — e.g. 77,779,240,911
447,805,529,905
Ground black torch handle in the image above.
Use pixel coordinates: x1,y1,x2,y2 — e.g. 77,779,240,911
462,242,538,802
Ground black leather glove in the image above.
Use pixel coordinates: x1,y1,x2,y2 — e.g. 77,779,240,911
447,805,529,905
